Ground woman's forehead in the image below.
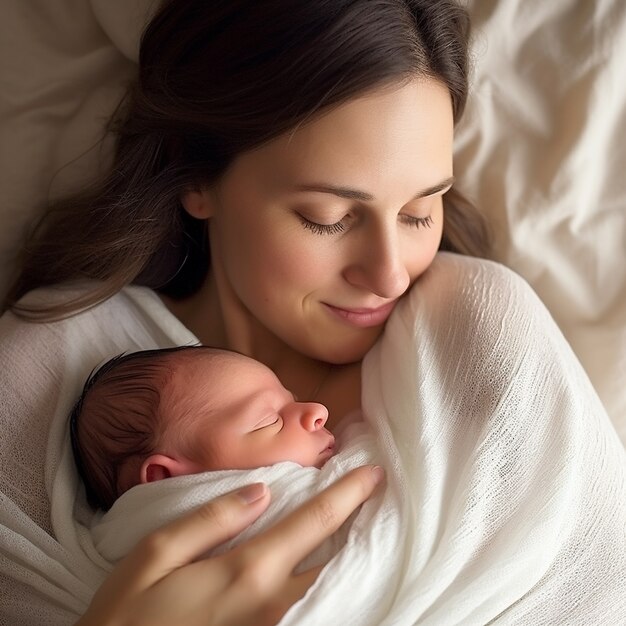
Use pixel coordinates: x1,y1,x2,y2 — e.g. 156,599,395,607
224,77,454,200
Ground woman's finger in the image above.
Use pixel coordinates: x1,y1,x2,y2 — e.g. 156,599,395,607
241,465,384,575
286,564,325,601
119,482,271,590
248,565,326,626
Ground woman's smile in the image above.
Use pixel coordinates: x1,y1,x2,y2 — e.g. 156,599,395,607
322,300,398,328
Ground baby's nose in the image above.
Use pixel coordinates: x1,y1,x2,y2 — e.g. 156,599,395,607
299,402,329,432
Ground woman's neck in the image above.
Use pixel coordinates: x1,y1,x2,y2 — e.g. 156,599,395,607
163,269,301,368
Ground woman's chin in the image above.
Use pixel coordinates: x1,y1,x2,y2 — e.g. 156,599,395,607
309,328,384,364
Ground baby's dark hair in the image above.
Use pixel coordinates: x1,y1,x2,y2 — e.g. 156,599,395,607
69,345,210,510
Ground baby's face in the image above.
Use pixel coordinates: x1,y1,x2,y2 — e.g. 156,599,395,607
173,353,336,471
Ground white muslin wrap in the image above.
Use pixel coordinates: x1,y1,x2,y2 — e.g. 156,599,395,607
1,253,625,625
89,419,376,571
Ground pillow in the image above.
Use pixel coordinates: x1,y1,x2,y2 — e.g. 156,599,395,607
0,0,156,295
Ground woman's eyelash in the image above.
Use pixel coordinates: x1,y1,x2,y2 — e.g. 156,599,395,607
299,213,434,235
299,216,347,235
401,215,434,229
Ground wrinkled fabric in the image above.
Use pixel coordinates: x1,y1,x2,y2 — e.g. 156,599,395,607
286,254,626,624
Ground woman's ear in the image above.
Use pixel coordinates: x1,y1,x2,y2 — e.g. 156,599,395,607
180,188,215,219
140,453,202,484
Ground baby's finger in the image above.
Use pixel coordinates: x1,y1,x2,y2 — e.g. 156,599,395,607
243,465,383,576
120,482,271,591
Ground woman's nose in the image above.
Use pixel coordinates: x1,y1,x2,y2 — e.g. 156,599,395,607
342,223,410,299
298,402,329,432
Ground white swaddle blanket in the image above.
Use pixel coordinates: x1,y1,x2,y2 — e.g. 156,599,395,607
89,420,376,570
1,253,625,625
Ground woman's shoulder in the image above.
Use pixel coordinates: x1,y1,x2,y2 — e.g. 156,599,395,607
404,252,540,312
427,252,532,291
390,252,553,343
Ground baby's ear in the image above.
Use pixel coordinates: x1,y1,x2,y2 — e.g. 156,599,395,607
140,454,201,484
180,188,215,219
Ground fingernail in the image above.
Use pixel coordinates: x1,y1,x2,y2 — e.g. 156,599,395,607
237,482,268,504
371,465,385,484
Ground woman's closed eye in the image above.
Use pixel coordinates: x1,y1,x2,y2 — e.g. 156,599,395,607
298,213,349,236
399,214,434,229
298,212,434,236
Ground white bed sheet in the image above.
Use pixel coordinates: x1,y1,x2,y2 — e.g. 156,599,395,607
0,0,624,442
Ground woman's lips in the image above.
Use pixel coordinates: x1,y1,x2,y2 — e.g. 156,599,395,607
323,301,397,328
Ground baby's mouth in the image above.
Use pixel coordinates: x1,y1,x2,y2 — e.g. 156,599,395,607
322,439,336,458
315,438,336,468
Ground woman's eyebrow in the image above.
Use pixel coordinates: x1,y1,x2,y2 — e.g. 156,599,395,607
293,176,455,202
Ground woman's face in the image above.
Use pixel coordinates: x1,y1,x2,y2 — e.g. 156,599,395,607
192,78,453,363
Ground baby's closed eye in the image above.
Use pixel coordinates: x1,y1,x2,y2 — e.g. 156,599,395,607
252,415,281,431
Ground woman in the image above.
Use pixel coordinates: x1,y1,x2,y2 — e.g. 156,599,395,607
1,0,624,624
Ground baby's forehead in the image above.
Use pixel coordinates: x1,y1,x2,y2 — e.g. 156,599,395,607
175,348,268,377
166,349,280,406
161,350,282,429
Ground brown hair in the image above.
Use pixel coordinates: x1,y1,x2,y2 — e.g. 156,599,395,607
6,0,490,318
70,345,223,510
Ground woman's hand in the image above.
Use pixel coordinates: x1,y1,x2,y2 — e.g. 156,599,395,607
77,465,384,626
